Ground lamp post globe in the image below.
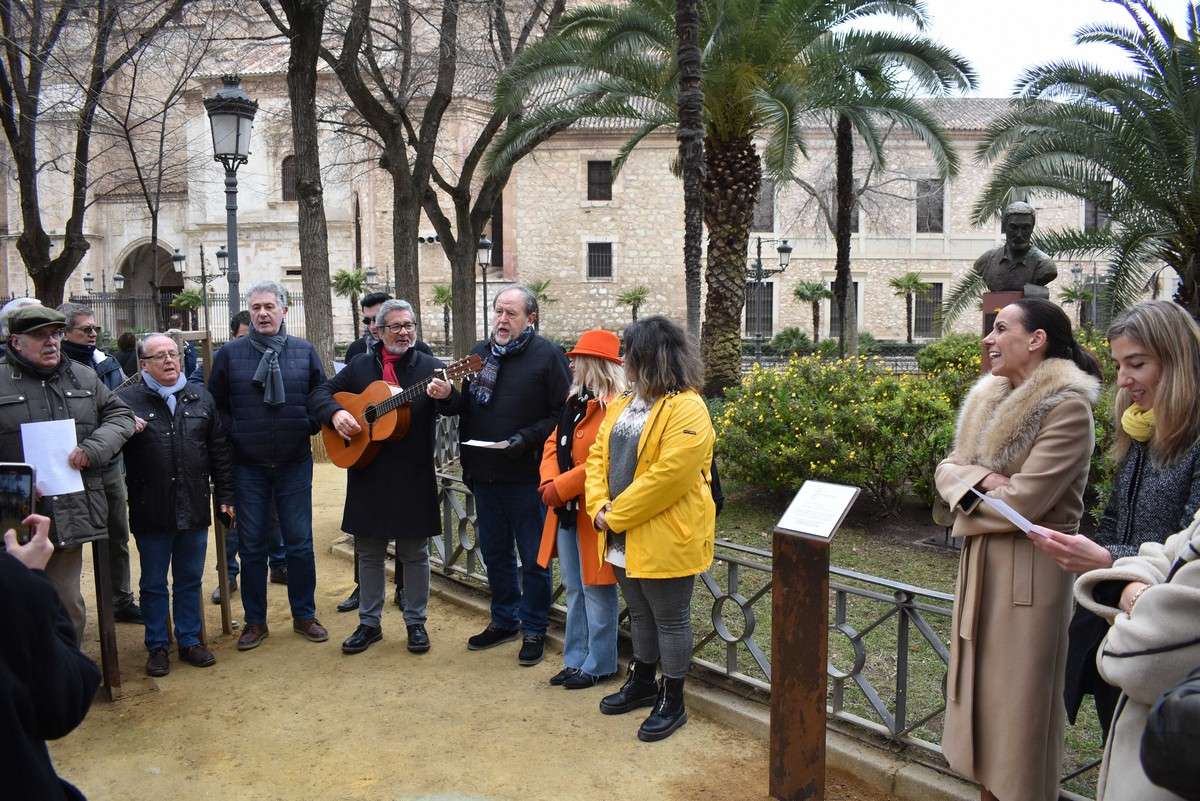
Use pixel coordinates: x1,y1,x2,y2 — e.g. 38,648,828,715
82,272,94,294
113,272,125,292
215,245,228,276
204,75,258,318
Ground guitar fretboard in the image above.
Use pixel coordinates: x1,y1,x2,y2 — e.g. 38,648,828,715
363,355,477,423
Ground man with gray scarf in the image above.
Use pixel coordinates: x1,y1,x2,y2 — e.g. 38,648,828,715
207,281,328,651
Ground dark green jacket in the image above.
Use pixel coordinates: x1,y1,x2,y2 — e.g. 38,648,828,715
0,356,134,546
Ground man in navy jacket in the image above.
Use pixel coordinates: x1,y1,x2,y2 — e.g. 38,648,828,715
208,281,328,651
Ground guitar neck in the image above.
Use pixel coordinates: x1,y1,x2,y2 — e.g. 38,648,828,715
374,375,436,416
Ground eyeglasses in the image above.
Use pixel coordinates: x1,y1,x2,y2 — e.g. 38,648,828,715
72,325,102,336
21,329,64,342
381,322,416,334
362,316,376,326
142,350,180,363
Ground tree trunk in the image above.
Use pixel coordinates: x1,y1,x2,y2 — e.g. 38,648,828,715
701,136,760,396
833,114,855,357
280,0,335,372
442,305,451,352
350,290,360,339
391,173,423,322
676,0,704,341
149,217,164,330
812,302,820,344
632,303,639,322
449,241,478,359
906,294,914,344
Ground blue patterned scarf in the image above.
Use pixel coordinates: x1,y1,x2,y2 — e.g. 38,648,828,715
470,325,535,407
141,370,189,415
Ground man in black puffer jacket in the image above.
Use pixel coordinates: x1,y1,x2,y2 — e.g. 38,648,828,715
430,285,570,667
207,281,328,652
120,333,234,677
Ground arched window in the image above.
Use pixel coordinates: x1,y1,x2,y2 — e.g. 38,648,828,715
281,155,297,202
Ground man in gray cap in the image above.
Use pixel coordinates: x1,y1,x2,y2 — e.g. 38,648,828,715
0,306,135,639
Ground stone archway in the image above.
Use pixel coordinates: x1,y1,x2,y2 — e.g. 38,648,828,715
114,242,184,332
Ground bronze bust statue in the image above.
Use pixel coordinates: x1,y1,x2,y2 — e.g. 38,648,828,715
974,201,1056,299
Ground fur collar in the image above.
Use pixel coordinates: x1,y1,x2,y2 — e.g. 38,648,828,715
953,358,1101,472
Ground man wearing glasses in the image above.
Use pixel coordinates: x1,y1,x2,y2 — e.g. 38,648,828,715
0,306,135,640
58,302,141,625
311,299,449,655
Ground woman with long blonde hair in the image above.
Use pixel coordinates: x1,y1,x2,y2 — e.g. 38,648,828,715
1037,300,1200,739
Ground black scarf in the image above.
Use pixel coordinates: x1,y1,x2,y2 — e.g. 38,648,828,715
553,389,593,520
61,340,97,371
248,322,288,407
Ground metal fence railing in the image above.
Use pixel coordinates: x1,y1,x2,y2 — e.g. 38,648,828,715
67,292,307,345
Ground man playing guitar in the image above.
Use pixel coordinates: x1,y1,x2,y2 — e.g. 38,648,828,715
309,299,457,655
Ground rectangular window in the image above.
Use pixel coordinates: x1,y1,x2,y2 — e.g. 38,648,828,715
1080,278,1112,329
744,281,774,338
916,178,944,234
587,161,613,201
850,202,860,234
489,200,504,269
586,242,613,280
1084,182,1112,232
914,282,943,339
828,281,860,336
752,178,775,232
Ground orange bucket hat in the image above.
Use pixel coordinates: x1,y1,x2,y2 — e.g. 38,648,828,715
566,329,622,365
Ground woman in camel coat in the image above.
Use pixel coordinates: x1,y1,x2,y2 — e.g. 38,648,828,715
1074,511,1200,801
935,299,1102,801
536,330,625,688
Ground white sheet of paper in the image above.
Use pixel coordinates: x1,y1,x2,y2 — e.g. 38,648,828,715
776,480,859,539
333,360,346,374
952,474,1044,537
462,439,510,449
20,419,84,497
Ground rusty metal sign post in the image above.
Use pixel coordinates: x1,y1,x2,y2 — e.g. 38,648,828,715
769,481,860,801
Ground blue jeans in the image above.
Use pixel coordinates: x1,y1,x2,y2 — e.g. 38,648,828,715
234,459,317,625
472,481,551,635
221,511,285,580
136,529,208,651
556,522,619,676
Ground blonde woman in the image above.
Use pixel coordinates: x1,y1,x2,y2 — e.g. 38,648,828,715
586,316,716,742
536,330,625,689
1039,300,1200,739
935,298,1102,801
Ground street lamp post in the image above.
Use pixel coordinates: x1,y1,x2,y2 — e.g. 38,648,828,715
186,244,227,337
204,75,259,318
477,236,493,340
745,236,793,361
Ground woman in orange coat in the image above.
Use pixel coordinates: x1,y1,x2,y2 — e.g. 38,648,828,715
536,329,625,689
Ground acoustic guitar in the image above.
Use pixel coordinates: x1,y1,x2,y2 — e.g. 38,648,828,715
323,353,482,469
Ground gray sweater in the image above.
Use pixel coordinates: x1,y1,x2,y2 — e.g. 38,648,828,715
1094,439,1200,559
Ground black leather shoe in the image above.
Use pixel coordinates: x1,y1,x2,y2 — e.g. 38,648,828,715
179,644,216,668
114,602,144,624
600,660,659,715
336,586,360,613
341,624,382,655
211,577,237,605
564,670,612,690
637,676,688,741
406,624,430,654
269,565,289,585
518,633,545,666
549,667,579,686
467,624,519,650
146,647,170,677
394,587,406,609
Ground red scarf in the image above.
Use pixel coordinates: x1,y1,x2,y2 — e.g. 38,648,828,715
382,348,405,385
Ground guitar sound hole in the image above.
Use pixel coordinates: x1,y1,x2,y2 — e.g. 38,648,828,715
364,406,377,424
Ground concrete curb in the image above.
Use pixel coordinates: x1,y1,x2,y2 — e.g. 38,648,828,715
330,539,978,801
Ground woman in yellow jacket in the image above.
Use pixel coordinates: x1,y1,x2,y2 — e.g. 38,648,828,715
585,315,716,742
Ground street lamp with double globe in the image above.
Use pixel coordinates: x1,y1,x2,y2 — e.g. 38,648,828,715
745,237,793,361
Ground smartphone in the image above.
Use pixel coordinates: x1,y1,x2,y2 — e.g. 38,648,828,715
0,462,36,545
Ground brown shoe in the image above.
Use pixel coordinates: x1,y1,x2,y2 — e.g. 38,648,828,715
237,623,269,651
179,644,216,668
293,618,328,642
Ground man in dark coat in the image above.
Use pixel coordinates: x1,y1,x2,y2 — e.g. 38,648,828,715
208,281,328,651
58,301,140,625
429,285,570,666
0,513,101,801
120,333,235,677
310,299,447,655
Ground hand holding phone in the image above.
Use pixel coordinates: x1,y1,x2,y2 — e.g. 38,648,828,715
0,463,36,545
3,514,53,571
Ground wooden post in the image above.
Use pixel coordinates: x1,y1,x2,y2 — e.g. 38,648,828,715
770,530,829,800
92,539,122,700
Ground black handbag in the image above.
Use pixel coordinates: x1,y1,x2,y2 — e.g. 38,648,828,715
1141,664,1200,801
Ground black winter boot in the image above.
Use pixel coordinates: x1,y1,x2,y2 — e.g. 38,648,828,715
599,660,659,715
637,676,688,741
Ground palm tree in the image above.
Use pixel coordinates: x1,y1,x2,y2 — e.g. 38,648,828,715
527,279,555,332
969,0,1200,318
677,0,704,339
492,0,975,394
792,281,832,343
432,284,454,351
888,272,930,344
332,269,367,339
169,289,204,332
1059,285,1096,330
618,285,651,322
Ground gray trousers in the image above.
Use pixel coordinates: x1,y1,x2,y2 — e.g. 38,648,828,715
45,545,86,643
356,536,429,628
613,567,695,679
103,457,134,606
